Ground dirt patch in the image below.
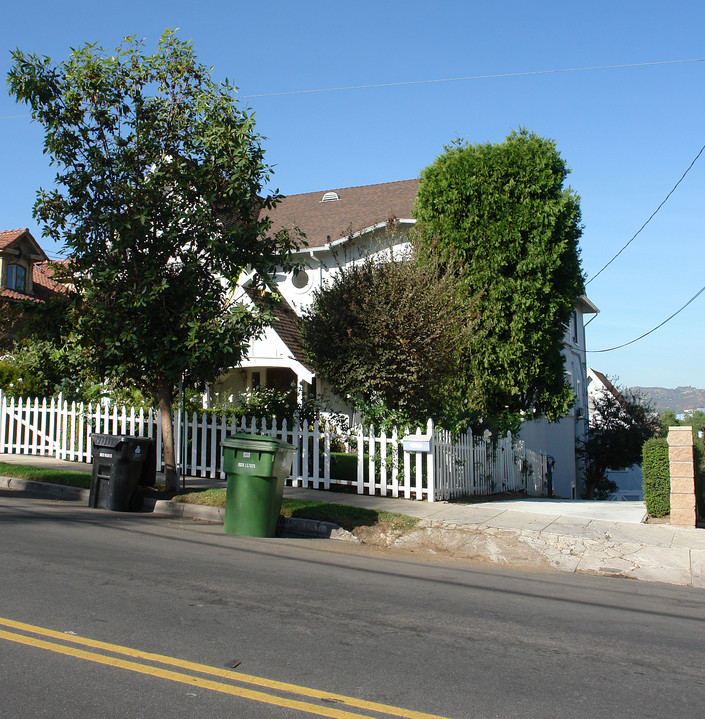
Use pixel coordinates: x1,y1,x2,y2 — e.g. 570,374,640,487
352,521,415,546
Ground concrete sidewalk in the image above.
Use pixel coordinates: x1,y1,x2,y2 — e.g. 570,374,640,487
2,453,704,588
282,488,705,588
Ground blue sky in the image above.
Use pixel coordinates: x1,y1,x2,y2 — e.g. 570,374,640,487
1,1,703,389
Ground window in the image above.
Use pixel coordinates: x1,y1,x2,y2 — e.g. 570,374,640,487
7,264,27,293
291,269,310,289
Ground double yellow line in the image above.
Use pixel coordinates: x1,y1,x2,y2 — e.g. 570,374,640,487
0,617,452,719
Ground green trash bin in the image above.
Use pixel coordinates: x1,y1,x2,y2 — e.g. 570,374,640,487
220,433,296,537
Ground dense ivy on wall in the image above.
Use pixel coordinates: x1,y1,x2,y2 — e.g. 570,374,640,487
413,129,585,424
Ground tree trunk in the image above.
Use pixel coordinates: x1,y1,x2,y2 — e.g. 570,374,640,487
157,382,179,494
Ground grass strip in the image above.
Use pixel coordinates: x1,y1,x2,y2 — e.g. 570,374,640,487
0,462,91,489
171,490,419,533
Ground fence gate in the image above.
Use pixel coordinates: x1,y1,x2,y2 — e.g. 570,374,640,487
432,426,547,501
0,394,59,456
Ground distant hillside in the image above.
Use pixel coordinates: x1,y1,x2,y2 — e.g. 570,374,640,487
629,386,705,414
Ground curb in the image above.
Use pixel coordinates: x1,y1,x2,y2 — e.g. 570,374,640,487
0,476,346,540
0,476,90,502
3,476,704,587
150,499,355,540
150,498,225,523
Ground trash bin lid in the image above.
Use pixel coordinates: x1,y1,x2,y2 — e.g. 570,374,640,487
90,433,128,449
91,433,154,449
220,433,295,453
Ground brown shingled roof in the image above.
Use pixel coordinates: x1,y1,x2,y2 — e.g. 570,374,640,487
590,369,620,399
264,179,419,249
243,287,311,371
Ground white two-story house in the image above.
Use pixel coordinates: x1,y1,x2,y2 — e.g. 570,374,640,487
208,179,420,405
207,179,598,497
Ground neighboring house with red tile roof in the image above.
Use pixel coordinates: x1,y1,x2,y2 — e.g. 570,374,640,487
1,228,67,347
1,228,49,303
1,228,66,304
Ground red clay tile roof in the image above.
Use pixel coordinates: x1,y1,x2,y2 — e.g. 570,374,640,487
1,229,64,303
264,179,419,249
0,287,42,303
0,229,27,249
0,228,47,258
32,261,67,300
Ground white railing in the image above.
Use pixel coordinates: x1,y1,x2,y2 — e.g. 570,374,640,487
0,390,546,502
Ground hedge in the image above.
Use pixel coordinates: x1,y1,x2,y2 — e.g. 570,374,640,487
642,434,705,518
642,438,670,517
696,440,704,520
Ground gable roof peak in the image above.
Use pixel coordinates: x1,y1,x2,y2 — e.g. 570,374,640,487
0,228,48,260
266,179,419,249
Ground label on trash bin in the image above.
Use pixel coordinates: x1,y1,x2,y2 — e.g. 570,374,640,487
243,452,251,458
238,461,256,469
99,452,111,458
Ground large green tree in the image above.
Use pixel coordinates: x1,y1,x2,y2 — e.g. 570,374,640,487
413,129,585,423
8,31,300,490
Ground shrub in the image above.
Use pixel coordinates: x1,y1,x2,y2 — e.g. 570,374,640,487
642,438,670,517
695,439,705,520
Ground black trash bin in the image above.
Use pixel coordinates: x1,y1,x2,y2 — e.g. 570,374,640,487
89,434,156,512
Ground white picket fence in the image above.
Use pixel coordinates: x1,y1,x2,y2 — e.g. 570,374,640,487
0,390,547,502
434,427,546,499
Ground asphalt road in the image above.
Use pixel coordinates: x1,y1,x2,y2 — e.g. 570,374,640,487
2,491,705,719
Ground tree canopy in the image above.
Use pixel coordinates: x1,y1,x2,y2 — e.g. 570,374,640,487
300,240,473,429
7,31,301,489
582,382,658,499
413,129,585,423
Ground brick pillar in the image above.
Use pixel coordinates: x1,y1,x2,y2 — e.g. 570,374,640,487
668,426,696,527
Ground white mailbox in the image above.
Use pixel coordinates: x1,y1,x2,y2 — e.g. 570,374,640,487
402,434,433,453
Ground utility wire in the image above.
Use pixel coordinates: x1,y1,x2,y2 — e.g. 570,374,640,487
586,142,705,285
588,283,705,353
240,58,705,98
2,57,701,117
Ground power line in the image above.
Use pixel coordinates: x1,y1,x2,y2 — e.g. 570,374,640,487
587,283,705,353
586,142,705,285
2,56,701,117
240,58,705,98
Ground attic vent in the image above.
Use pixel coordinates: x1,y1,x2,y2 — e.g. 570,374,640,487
321,191,340,202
